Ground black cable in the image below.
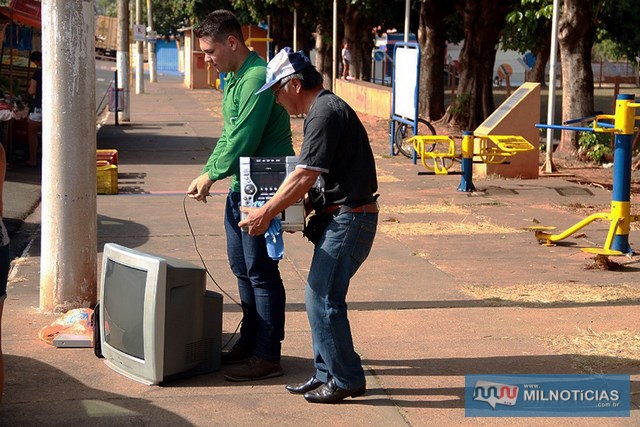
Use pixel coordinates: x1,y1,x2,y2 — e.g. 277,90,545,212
182,195,241,349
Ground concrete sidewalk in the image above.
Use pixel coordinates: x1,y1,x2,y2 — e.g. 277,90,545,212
1,73,638,426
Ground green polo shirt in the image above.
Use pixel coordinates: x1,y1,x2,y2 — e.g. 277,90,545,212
202,51,293,192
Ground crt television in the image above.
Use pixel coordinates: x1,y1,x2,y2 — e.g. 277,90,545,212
98,243,222,385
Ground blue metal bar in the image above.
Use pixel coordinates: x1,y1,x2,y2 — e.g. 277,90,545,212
563,115,598,125
597,122,615,128
536,124,593,132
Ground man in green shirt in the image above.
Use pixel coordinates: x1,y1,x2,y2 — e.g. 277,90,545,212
187,10,294,382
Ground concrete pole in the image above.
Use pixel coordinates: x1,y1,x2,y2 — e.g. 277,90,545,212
135,0,144,94
117,0,130,121
147,0,157,83
544,0,560,173
40,0,97,312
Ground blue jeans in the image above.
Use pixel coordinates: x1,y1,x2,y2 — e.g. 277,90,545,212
224,191,285,361
306,211,378,390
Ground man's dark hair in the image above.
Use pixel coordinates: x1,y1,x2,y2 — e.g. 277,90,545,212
194,10,244,43
30,51,42,63
289,66,323,90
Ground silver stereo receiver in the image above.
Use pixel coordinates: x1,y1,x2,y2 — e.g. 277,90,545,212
239,156,305,232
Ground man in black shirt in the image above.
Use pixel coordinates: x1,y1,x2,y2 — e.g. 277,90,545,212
240,48,378,404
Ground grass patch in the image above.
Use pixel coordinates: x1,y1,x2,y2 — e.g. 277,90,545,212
377,174,401,183
462,283,640,306
383,203,469,215
380,220,520,237
546,328,640,373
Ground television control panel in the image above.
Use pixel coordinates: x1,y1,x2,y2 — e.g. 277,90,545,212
239,156,305,232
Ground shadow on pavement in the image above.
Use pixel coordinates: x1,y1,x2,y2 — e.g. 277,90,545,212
97,214,150,250
2,355,193,426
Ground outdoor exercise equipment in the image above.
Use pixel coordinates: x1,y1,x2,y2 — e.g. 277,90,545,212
531,94,640,256
411,131,534,192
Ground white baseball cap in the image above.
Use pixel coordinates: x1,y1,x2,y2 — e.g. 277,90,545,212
255,47,313,95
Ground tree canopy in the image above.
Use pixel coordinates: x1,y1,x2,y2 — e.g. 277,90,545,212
88,0,640,152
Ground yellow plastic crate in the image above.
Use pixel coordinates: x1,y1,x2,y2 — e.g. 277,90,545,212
97,162,118,195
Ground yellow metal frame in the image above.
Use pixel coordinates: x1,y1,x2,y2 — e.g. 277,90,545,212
532,99,640,256
534,207,640,256
410,135,457,174
476,135,534,164
245,37,273,48
409,134,534,174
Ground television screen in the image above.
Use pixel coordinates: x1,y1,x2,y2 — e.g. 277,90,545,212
103,259,146,359
99,243,222,385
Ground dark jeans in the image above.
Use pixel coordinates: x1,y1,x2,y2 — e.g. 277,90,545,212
306,211,378,390
224,191,285,361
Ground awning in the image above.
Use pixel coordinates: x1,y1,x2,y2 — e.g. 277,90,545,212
0,6,41,29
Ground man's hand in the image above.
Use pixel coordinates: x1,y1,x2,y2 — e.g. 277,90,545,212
238,206,273,236
187,173,214,203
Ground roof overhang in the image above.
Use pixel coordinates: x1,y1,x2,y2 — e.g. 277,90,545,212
0,6,41,29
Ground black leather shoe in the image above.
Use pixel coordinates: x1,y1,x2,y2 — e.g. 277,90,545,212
285,375,323,394
303,378,366,404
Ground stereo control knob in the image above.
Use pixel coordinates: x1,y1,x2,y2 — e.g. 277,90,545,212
244,184,256,195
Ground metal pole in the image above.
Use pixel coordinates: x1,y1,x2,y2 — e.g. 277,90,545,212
610,95,634,254
41,0,97,312
114,70,119,126
544,0,560,173
293,9,297,52
136,0,144,94
147,0,156,83
267,15,271,61
404,0,410,42
117,0,130,121
332,0,337,90
458,131,476,192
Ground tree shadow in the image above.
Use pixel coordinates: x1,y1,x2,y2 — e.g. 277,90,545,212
2,355,192,425
355,355,640,409
97,213,150,250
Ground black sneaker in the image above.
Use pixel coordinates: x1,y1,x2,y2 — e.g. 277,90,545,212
221,342,253,365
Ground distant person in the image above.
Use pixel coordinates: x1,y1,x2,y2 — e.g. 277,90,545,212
0,144,10,403
241,48,378,404
186,10,294,382
341,42,351,79
26,51,42,167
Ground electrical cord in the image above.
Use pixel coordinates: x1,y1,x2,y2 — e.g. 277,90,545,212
182,195,241,350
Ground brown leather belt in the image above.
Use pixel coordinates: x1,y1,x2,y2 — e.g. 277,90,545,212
323,202,379,215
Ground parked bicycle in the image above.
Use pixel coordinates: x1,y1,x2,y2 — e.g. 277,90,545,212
392,118,437,158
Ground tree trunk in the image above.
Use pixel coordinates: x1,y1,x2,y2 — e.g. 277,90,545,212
557,0,595,153
343,3,357,78
419,0,446,121
529,27,551,85
354,18,373,81
444,0,513,130
314,24,333,89
342,3,374,81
